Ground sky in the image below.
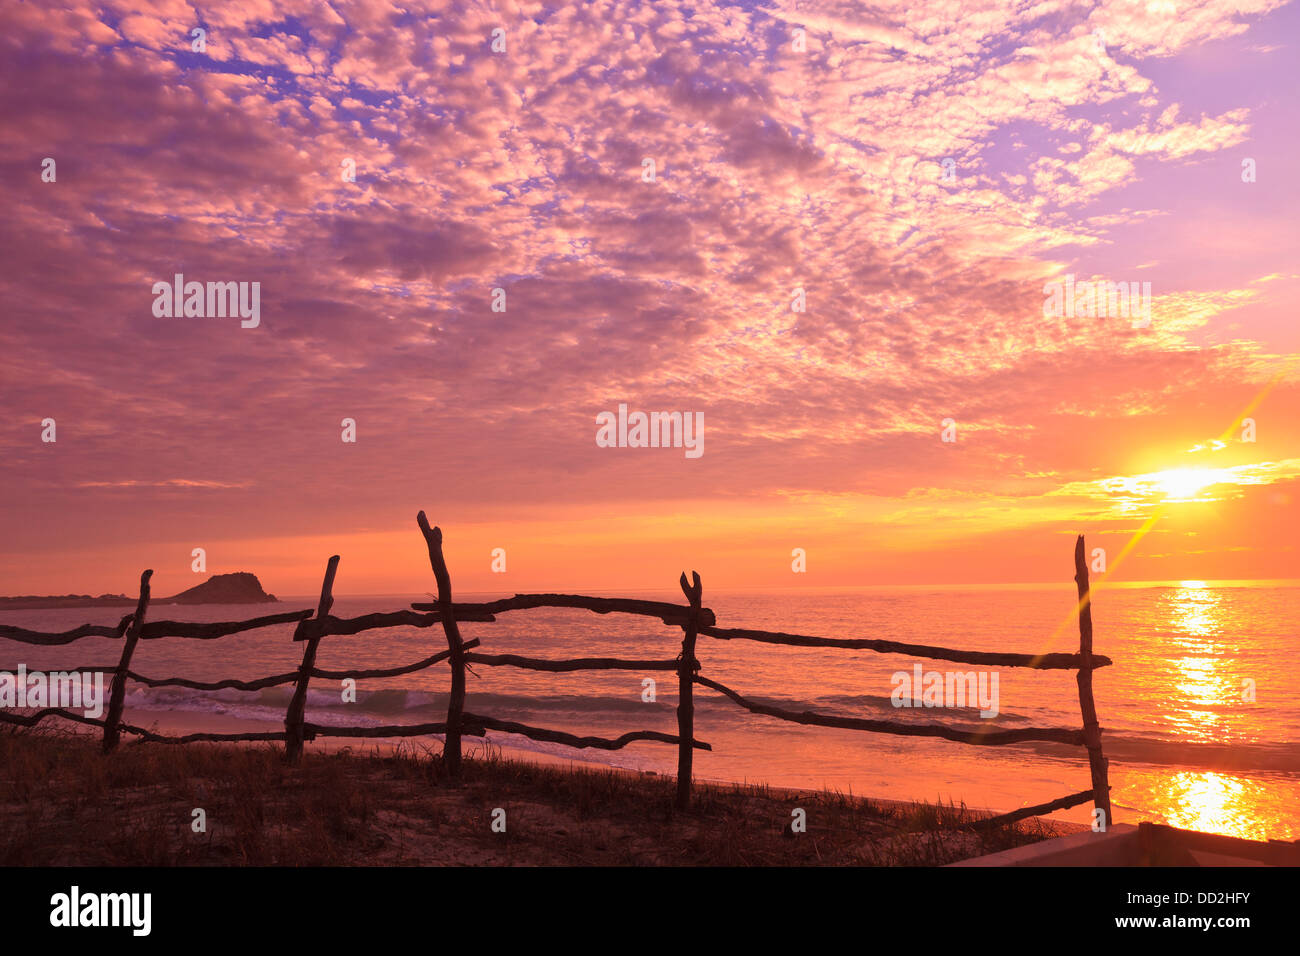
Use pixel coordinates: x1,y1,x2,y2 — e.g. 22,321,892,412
2,0,1297,598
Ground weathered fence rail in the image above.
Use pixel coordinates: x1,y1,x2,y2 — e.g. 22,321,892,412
0,514,1114,825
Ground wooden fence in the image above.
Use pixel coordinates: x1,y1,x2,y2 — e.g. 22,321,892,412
0,512,1113,826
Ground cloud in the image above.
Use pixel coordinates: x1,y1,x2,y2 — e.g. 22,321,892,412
1,0,1296,585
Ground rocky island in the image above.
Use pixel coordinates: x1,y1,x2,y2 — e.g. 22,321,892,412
0,572,278,609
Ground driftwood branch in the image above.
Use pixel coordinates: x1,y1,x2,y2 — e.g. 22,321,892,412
386,604,502,622
0,707,107,730
284,556,338,761
102,570,152,753
464,653,679,672
301,719,484,740
311,638,481,680
413,593,717,628
120,670,300,692
974,788,1101,830
418,511,467,779
141,609,314,640
1,606,488,647
1074,534,1114,829
677,570,703,810
76,638,485,692
116,724,289,744
294,608,495,642
693,675,1086,746
699,625,1112,670
0,616,133,646
464,711,711,752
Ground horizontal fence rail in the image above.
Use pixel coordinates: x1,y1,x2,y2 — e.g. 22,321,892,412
464,652,681,672
0,516,1114,825
412,593,717,627
0,618,134,645
699,626,1112,670
693,675,1088,747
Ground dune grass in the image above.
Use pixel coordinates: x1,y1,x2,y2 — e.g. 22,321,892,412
0,723,1063,866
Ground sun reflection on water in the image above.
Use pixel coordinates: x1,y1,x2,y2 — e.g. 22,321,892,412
1152,771,1277,841
1126,581,1294,838
1172,581,1216,637
1160,581,1238,743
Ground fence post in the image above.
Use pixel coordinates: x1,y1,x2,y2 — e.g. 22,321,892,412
676,570,702,810
102,569,152,753
284,555,339,762
417,511,466,780
1073,535,1113,829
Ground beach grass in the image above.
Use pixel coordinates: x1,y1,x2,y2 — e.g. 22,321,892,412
0,722,1065,866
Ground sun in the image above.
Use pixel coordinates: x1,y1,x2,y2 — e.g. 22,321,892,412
1152,468,1217,500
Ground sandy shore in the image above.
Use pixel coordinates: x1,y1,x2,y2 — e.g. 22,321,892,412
1,708,1088,868
3,725,1076,865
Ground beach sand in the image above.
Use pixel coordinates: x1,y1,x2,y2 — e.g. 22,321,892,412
1,712,1082,866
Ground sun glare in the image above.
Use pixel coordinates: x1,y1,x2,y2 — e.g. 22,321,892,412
1152,468,1217,501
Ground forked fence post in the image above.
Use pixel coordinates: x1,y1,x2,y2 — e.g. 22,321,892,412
284,555,339,762
676,571,703,810
102,569,152,753
417,511,467,780
1074,535,1114,828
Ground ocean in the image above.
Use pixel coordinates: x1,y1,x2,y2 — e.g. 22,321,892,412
4,581,1298,840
